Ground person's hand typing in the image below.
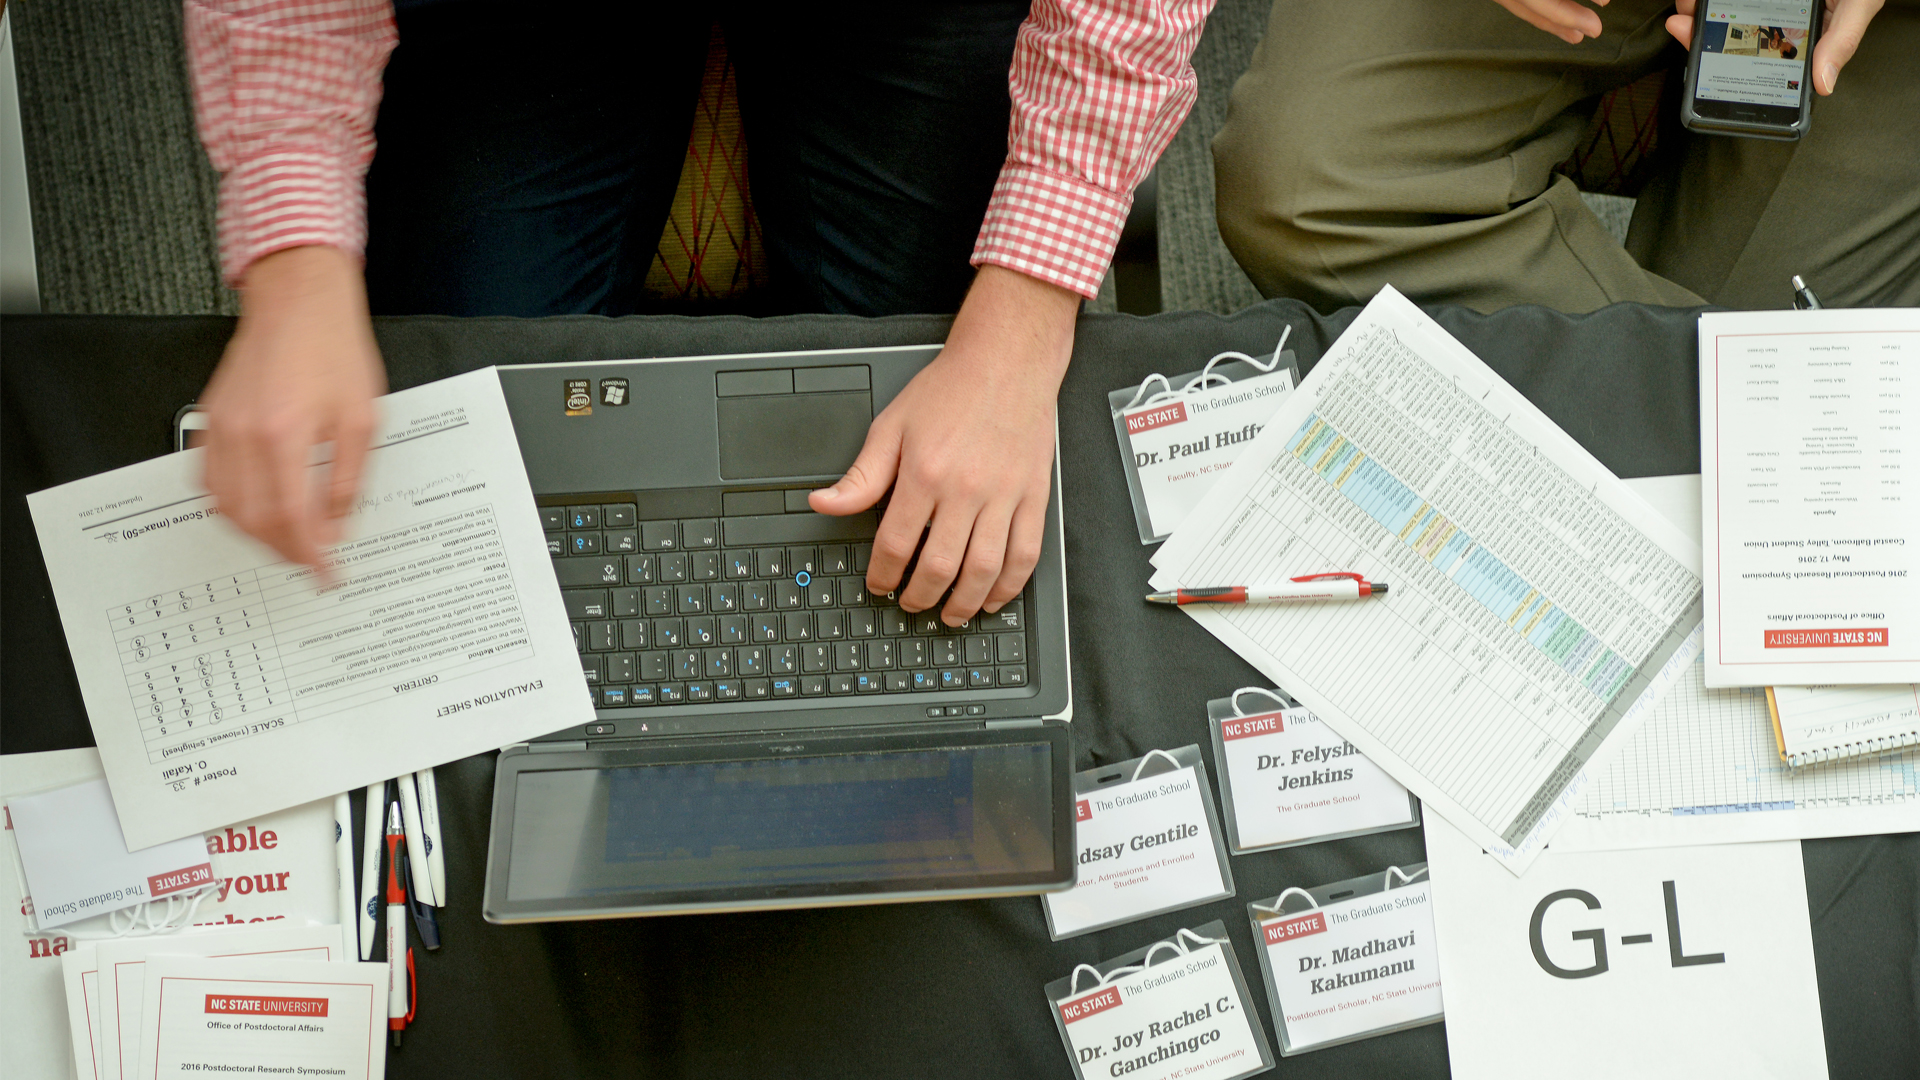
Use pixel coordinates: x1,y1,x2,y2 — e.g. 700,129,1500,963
1666,0,1883,94
809,265,1077,625
199,245,386,573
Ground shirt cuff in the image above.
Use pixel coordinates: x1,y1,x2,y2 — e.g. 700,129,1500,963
971,163,1131,301
216,150,366,286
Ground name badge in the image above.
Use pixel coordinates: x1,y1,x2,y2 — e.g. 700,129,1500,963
8,778,216,928
1208,692,1418,853
1044,747,1235,940
1047,923,1274,1080
1110,349,1298,544
1249,866,1443,1055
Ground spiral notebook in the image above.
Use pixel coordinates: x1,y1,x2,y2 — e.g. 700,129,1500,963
1766,684,1920,766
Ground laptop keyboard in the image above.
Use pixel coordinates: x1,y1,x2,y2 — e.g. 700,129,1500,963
544,497,1030,709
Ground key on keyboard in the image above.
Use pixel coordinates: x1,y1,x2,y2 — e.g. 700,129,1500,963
542,497,1030,708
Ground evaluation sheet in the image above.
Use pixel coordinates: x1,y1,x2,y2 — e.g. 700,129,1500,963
1700,308,1917,686
29,368,591,850
1151,288,1703,874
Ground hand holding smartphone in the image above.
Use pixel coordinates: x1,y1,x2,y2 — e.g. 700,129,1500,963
1680,0,1821,140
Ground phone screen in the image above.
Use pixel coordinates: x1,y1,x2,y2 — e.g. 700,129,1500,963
1693,0,1815,125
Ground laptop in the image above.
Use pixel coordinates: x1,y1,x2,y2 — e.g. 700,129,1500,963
479,345,1076,923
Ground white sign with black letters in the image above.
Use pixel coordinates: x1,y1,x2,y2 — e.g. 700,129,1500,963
1050,931,1271,1080
1251,874,1443,1054
1211,703,1417,852
1044,754,1233,940
1424,813,1827,1079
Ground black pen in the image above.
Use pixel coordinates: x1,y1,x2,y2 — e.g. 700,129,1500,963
402,846,441,950
1791,275,1822,310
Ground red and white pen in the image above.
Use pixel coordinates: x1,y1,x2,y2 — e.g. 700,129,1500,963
384,801,416,1047
1146,572,1390,605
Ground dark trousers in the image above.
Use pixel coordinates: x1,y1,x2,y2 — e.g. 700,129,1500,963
364,1,1028,318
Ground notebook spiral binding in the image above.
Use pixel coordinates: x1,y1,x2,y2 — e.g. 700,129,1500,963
1786,728,1920,769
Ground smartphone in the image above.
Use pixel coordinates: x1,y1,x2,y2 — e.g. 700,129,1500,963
1680,0,1820,141
174,404,208,452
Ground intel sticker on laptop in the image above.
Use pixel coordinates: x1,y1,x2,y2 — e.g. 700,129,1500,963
564,379,592,416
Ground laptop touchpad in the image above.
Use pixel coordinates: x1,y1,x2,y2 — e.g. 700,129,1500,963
716,390,872,480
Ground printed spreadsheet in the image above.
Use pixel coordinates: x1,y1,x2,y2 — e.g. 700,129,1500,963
1151,288,1703,873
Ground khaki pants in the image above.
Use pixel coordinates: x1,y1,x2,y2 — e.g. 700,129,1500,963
1213,0,1920,313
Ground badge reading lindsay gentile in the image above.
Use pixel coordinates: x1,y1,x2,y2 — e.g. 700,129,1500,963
1211,702,1417,853
1121,367,1294,541
1253,879,1443,1054
1044,759,1233,939
1053,934,1271,1080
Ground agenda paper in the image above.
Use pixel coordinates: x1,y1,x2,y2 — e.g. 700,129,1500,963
1699,307,1918,686
28,368,591,850
1152,287,1703,874
135,956,387,1080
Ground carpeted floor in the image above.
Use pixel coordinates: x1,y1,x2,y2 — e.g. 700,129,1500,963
10,0,232,315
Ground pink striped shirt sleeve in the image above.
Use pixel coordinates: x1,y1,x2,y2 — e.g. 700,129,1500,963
184,0,396,286
974,0,1215,299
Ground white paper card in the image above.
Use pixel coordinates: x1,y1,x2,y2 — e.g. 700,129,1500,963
1120,368,1296,542
136,956,388,1080
1213,705,1415,852
28,367,593,849
1425,812,1828,1079
60,945,102,1080
5,748,117,1080
1698,307,1919,686
98,924,346,1080
1045,764,1232,939
9,779,213,927
1053,940,1269,1080
1251,880,1442,1053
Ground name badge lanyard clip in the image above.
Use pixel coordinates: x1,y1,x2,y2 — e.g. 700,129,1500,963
1045,919,1275,1080
1046,744,1237,940
1113,326,1295,416
1207,686,1420,855
1063,926,1226,998
1110,328,1299,544
1248,863,1442,1056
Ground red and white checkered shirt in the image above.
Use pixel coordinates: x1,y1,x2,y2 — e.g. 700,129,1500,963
185,0,1212,300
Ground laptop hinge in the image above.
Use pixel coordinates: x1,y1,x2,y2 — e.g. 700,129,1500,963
983,718,1045,729
529,741,588,753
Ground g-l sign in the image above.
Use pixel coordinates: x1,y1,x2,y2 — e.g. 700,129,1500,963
1529,880,1725,979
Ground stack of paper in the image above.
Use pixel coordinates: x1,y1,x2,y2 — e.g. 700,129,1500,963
61,927,387,1080
1698,307,1919,769
1150,291,1917,1076
4,748,342,1080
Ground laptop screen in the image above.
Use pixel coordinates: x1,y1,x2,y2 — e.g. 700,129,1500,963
506,742,1057,902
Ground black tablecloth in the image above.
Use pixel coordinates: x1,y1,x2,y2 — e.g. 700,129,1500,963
4,304,1915,1078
